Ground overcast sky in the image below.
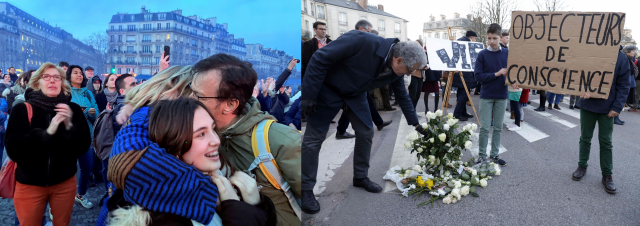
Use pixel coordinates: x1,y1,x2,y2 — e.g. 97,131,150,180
369,0,638,43
5,0,300,61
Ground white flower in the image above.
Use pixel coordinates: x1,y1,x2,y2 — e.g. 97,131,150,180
417,147,424,153
442,195,452,204
471,169,477,176
404,141,412,150
480,179,488,188
437,189,446,196
420,122,428,128
446,113,454,119
409,184,416,190
448,147,454,153
445,143,451,147
413,165,422,172
495,168,501,176
438,133,447,142
429,138,435,143
435,109,443,117
450,188,460,197
464,141,473,150
408,131,420,141
426,112,436,120
461,186,470,196
471,123,478,131
451,196,458,203
454,181,462,189
494,164,500,172
469,130,474,137
441,81,446,86
405,170,412,176
443,124,450,131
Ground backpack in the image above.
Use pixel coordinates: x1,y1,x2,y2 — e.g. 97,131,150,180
247,119,301,220
93,109,115,161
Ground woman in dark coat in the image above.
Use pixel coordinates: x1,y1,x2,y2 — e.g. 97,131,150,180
6,62,91,225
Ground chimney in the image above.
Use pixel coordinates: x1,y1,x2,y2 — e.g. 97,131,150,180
141,6,148,14
454,12,460,18
207,17,217,25
238,38,244,43
188,15,197,20
440,14,446,20
429,15,435,21
223,23,228,30
357,0,368,10
172,9,182,15
377,4,384,11
467,14,472,20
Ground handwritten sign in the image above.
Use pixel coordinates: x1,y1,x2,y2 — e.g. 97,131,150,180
506,11,626,99
425,38,484,72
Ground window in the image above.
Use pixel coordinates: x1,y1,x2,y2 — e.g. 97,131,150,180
110,26,114,31
180,36,184,42
130,15,135,21
142,35,151,42
317,6,325,19
142,57,150,64
166,23,171,29
154,57,160,64
303,0,307,13
127,57,135,63
142,45,151,53
126,46,134,52
118,35,122,42
144,14,152,21
166,34,171,41
156,34,160,41
339,13,347,25
378,20,385,31
143,24,151,30
395,23,401,33
435,33,439,38
119,25,122,31
159,13,166,20
156,46,161,52
157,23,162,30
117,68,121,74
340,31,346,35
305,20,309,33
192,39,197,46
311,3,315,16
126,35,136,42
128,25,136,31
443,33,448,39
110,35,114,42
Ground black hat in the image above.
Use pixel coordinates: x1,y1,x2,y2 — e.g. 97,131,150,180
466,30,478,37
85,66,94,71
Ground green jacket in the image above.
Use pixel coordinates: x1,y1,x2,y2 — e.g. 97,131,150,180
219,97,301,226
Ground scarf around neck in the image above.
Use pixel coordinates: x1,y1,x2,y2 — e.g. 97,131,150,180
104,88,118,104
25,88,71,112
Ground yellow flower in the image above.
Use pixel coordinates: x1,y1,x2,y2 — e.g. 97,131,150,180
427,178,434,190
416,176,426,188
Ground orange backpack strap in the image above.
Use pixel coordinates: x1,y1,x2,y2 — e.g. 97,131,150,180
24,102,33,125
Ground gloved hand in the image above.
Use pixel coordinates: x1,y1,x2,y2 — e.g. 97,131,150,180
415,124,431,137
301,99,317,117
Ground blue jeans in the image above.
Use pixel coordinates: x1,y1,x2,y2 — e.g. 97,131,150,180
547,92,562,104
478,98,508,159
77,148,94,196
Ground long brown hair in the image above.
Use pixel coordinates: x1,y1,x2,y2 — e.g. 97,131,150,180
148,98,235,175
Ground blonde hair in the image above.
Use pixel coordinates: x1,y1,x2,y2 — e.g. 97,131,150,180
108,205,151,226
28,62,71,96
125,66,195,110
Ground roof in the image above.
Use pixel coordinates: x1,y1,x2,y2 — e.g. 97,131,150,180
423,18,471,30
317,0,407,21
109,12,223,33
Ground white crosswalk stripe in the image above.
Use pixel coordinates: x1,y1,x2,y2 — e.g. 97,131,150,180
530,98,581,119
523,105,578,128
308,126,356,195
501,110,549,142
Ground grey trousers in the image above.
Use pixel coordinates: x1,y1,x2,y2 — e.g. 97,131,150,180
570,95,578,106
301,108,374,191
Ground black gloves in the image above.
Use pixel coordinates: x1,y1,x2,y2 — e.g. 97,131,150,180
415,124,432,137
301,99,316,117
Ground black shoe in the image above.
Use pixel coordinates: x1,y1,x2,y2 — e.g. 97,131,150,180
377,120,392,131
572,166,587,181
301,190,320,214
353,177,382,193
336,132,356,139
473,92,480,95
534,106,546,111
392,102,399,106
462,112,473,118
490,156,506,166
455,115,469,121
380,107,396,111
602,175,617,194
475,157,486,164
330,120,336,124
614,118,624,125
570,105,574,109
574,105,580,109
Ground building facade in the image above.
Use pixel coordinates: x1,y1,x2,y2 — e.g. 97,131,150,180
422,13,473,44
301,0,408,41
246,43,295,79
621,29,637,47
0,2,100,73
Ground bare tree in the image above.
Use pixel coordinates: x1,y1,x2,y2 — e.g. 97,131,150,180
82,32,109,73
533,0,567,11
463,2,489,44
464,0,519,44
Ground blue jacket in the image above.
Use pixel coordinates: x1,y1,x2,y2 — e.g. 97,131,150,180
70,87,99,137
578,51,631,114
474,48,510,99
270,92,289,123
284,98,301,130
303,30,418,132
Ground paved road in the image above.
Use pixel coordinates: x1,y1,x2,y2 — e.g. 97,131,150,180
302,92,640,225
0,148,104,225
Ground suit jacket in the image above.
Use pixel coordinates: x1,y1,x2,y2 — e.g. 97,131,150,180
302,36,332,80
303,30,419,132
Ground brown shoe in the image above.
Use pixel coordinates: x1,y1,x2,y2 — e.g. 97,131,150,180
554,104,561,110
510,111,515,119
447,103,453,108
467,101,471,106
548,103,553,110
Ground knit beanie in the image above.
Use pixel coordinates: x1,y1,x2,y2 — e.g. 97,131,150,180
466,30,478,38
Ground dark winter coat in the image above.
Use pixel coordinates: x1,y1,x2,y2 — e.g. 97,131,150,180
578,51,631,114
451,36,477,89
302,36,332,81
6,97,91,187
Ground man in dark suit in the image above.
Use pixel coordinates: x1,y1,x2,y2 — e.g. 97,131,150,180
301,30,430,214
302,21,332,82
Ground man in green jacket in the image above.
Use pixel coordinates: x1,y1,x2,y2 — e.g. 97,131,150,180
190,54,301,226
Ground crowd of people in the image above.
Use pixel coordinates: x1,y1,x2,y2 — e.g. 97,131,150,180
0,52,302,225
300,18,636,214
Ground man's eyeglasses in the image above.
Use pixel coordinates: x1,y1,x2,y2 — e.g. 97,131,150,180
316,28,327,31
42,74,61,81
405,66,418,76
189,84,226,101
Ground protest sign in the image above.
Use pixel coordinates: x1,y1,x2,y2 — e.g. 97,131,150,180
425,38,484,72
506,11,626,99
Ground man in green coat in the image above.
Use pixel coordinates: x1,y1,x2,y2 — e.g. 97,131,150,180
191,54,301,225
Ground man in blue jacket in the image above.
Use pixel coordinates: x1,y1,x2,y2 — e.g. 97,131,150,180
301,30,428,214
571,50,630,194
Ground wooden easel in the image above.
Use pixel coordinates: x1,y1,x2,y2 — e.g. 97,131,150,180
441,27,481,127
